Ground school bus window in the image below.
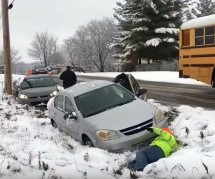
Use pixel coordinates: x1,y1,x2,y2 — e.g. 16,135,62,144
205,26,215,45
195,36,204,45
195,28,204,46
195,28,204,36
182,30,190,46
205,26,214,35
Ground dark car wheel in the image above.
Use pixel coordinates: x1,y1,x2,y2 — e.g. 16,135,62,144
51,119,57,128
83,136,94,147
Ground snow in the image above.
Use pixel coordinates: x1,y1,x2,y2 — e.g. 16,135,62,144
155,27,179,34
0,72,215,179
181,14,215,30
77,71,209,86
145,38,161,47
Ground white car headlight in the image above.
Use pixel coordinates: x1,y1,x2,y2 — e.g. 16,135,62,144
96,130,120,141
155,108,164,124
50,90,58,97
19,94,28,99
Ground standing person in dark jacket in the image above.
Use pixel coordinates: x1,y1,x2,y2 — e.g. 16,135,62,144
60,66,77,89
113,73,133,93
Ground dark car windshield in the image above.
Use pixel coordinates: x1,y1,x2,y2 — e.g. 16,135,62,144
75,84,135,118
21,77,55,89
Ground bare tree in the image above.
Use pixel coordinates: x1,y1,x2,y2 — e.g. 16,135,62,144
10,48,22,73
11,48,21,64
0,47,22,73
28,32,58,67
62,18,117,72
48,52,64,65
62,37,79,65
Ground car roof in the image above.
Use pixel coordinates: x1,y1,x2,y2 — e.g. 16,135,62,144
62,80,114,97
24,74,51,79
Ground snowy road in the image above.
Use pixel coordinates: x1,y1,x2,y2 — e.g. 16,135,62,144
141,80,215,109
65,75,215,110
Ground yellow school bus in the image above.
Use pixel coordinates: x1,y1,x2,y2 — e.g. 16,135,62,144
179,14,215,87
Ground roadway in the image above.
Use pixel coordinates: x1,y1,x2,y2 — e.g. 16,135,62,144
53,75,215,110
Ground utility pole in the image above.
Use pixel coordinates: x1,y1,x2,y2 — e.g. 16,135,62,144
1,0,12,94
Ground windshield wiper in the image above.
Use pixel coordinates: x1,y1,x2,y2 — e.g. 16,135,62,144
105,98,136,111
116,98,135,106
84,108,107,118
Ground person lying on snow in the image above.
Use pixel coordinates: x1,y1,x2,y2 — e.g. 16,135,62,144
129,127,177,171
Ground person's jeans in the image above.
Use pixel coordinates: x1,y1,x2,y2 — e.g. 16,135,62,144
129,145,165,171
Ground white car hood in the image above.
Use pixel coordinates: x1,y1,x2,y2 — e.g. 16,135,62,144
85,99,156,131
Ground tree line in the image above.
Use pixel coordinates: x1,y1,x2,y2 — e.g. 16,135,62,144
1,0,215,73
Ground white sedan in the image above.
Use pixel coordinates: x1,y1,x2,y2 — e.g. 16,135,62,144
47,80,167,152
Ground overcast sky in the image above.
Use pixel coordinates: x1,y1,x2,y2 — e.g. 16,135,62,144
1,0,122,62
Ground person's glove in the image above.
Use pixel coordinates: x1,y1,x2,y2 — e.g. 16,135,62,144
147,127,153,133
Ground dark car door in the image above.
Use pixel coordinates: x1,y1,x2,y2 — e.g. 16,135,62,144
128,74,140,94
128,74,147,101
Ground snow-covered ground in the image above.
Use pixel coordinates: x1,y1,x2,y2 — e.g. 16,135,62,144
0,72,215,179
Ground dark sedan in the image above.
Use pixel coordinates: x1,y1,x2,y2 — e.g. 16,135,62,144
14,74,58,105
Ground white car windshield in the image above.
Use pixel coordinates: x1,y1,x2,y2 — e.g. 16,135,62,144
75,84,135,118
21,77,55,89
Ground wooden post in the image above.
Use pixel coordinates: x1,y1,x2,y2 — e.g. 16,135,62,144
1,0,12,94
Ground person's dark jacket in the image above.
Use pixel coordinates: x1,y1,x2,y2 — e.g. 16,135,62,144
113,73,133,93
60,69,77,89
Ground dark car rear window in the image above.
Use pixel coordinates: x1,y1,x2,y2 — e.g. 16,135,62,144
21,77,55,89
